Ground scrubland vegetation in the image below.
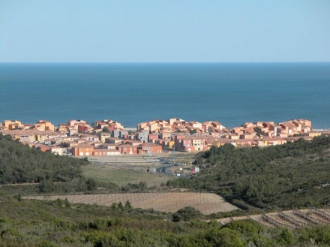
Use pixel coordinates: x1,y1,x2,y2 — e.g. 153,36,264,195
1,133,330,246
1,194,330,246
0,134,87,184
167,135,330,210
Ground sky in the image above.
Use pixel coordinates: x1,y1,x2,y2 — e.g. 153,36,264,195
0,0,329,63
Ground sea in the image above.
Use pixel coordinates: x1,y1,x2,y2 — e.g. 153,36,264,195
0,63,329,129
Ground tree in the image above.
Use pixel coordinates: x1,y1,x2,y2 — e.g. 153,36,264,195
39,179,54,193
86,178,97,191
102,127,111,133
118,202,124,211
254,127,262,137
277,228,295,245
189,129,197,134
205,228,244,247
172,207,203,222
125,200,132,209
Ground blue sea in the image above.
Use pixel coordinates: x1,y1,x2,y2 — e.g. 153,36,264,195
0,63,330,129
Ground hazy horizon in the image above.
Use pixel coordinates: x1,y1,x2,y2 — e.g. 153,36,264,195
2,62,330,64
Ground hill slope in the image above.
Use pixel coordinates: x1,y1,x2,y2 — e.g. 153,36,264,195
0,134,88,184
167,136,330,209
1,195,330,246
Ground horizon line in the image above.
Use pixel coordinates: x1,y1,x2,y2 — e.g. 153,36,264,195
1,61,330,64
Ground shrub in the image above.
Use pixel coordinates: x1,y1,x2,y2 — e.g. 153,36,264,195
172,206,204,222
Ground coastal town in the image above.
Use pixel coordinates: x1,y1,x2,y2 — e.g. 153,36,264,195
0,118,328,157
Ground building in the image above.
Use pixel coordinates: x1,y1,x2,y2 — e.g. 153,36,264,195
2,120,25,130
136,131,149,143
117,144,138,155
104,137,123,145
72,144,94,156
138,143,162,154
35,120,55,131
93,149,121,156
50,146,65,155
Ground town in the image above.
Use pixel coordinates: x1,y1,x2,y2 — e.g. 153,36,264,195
0,118,327,157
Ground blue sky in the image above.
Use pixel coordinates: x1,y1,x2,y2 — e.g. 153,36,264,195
1,0,329,63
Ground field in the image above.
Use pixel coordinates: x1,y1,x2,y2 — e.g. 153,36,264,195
82,164,171,187
24,192,238,214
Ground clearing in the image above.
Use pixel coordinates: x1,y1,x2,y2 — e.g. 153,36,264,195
82,164,171,187
25,192,237,214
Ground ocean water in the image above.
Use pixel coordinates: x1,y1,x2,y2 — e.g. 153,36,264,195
0,63,330,129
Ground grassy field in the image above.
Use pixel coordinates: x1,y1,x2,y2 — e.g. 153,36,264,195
82,164,172,187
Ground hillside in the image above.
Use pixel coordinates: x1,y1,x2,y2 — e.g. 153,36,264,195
167,135,330,209
1,194,330,246
1,134,330,245
0,134,88,184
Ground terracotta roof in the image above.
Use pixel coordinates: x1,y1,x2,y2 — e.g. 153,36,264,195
94,149,120,152
74,144,94,148
139,143,162,148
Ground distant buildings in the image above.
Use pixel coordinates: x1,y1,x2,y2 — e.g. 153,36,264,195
0,117,324,157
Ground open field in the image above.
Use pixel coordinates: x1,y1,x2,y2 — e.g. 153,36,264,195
88,155,160,166
24,192,238,214
82,164,171,187
87,152,196,166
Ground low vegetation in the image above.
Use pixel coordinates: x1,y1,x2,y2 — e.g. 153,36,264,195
2,133,330,246
0,134,88,184
1,194,330,246
82,164,170,187
167,135,330,209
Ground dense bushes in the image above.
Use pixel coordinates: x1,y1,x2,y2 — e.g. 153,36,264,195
172,206,204,222
168,135,330,209
0,134,88,184
1,194,330,246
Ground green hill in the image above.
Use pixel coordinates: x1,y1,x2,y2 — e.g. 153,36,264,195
1,194,330,246
1,134,330,246
167,135,330,209
0,134,88,184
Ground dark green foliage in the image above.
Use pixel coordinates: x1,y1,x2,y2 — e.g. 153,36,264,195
86,178,97,191
297,225,330,245
0,195,330,246
204,228,244,247
172,206,204,222
254,127,262,137
36,177,118,194
277,228,295,245
167,135,330,209
0,134,88,184
118,201,124,211
224,219,264,236
189,129,197,134
121,181,148,191
125,200,132,209
102,127,111,133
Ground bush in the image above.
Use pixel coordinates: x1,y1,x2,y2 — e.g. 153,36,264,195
172,206,204,222
223,219,264,236
276,228,295,245
205,228,244,247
